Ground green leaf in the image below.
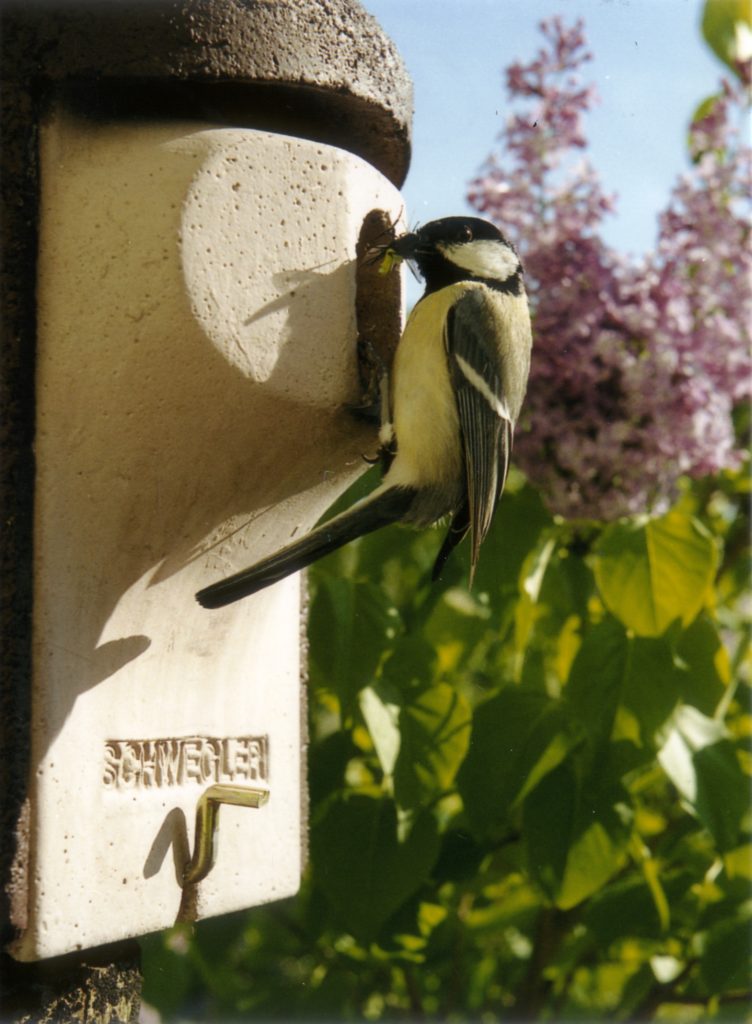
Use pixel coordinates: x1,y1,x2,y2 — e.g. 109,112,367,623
693,740,748,852
658,705,747,850
309,731,358,806
566,619,682,754
140,928,196,1018
523,767,633,909
700,907,752,993
309,578,399,704
539,536,597,626
522,763,578,900
513,531,558,661
657,704,726,801
310,794,440,942
432,828,486,883
702,0,752,77
423,588,493,675
584,871,695,944
521,533,557,604
593,509,718,637
689,91,726,159
360,685,401,777
619,637,681,747
393,683,472,809
566,617,629,747
457,689,581,838
355,522,432,597
380,635,437,692
556,787,632,909
472,483,552,597
674,615,729,714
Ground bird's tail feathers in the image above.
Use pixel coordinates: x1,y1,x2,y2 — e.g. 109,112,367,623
196,485,415,609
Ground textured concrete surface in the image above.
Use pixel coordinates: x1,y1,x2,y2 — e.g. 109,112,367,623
0,5,411,1009
1,0,413,186
10,116,402,960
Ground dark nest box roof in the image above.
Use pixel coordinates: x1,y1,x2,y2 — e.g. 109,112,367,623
1,0,414,186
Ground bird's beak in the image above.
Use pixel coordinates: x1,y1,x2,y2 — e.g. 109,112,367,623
377,232,419,275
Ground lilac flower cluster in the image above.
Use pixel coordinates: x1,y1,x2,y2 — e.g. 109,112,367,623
468,19,751,519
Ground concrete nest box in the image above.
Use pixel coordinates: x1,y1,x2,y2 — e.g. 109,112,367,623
1,0,412,964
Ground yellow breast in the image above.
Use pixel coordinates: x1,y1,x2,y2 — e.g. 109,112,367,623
386,284,468,490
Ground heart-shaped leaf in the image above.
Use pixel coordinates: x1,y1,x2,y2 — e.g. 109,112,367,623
311,794,439,941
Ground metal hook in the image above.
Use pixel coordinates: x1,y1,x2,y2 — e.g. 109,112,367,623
182,783,269,886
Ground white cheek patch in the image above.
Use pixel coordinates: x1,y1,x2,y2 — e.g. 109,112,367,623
439,239,519,281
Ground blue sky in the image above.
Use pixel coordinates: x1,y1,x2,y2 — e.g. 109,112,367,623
362,0,724,264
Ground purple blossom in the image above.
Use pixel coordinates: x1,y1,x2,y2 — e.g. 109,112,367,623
468,18,751,519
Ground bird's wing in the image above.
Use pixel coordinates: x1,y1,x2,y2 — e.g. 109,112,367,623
444,289,513,583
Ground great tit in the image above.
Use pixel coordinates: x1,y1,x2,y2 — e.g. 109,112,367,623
196,216,532,609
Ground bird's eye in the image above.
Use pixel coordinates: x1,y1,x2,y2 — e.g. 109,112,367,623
459,225,473,242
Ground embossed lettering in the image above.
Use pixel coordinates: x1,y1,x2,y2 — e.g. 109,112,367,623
102,736,270,789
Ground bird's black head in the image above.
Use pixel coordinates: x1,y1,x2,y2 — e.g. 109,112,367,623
385,216,522,295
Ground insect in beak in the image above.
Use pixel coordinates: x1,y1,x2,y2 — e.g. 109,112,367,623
378,248,403,275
